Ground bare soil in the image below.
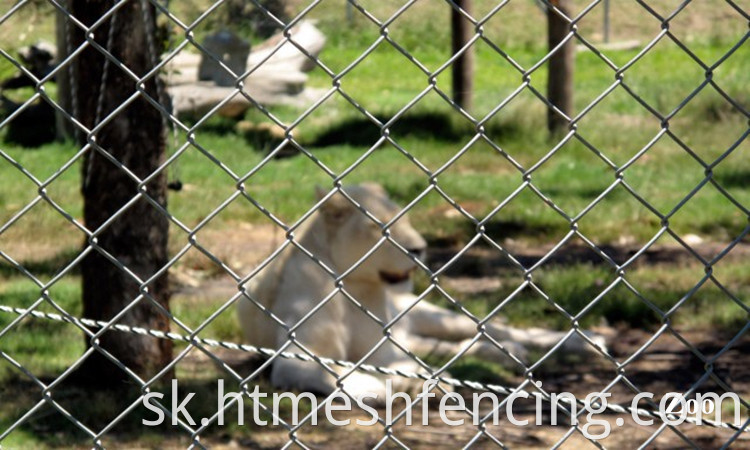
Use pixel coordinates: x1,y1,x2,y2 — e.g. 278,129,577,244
177,326,750,449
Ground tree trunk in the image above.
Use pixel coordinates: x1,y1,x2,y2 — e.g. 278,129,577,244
71,0,172,386
547,0,575,134
451,0,474,112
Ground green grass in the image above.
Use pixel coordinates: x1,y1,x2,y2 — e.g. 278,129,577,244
0,277,84,381
1,0,747,360
422,260,750,332
1,0,749,447
2,2,748,245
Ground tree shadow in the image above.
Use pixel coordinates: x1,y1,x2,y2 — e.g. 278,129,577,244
422,218,565,251
714,170,750,189
309,111,461,147
1,356,273,448
0,247,82,279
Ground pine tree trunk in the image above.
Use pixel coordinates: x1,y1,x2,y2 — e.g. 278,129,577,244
71,0,172,386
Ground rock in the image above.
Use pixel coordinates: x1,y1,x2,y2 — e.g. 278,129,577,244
576,39,641,53
246,20,326,74
19,41,57,65
1,41,57,90
0,95,56,147
169,76,316,119
165,52,202,86
166,21,326,118
236,120,286,141
0,41,58,147
198,30,251,87
682,233,704,246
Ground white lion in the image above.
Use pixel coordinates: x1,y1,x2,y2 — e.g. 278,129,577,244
237,183,606,399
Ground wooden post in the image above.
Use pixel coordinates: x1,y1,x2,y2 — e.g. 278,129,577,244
451,0,474,112
546,0,574,134
55,3,74,141
70,0,172,386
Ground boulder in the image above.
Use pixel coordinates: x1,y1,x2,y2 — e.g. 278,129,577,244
197,30,251,87
166,21,326,118
246,21,326,75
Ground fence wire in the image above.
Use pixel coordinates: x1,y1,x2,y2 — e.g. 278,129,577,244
1,0,749,449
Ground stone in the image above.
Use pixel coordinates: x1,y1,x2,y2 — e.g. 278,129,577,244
198,30,251,87
167,21,326,118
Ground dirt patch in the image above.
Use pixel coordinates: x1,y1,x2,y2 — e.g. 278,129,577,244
173,326,749,448
170,223,750,297
428,239,750,279
169,224,750,448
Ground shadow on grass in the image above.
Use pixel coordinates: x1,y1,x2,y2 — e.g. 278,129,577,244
184,115,238,135
308,111,523,148
0,247,81,279
695,214,747,240
310,111,460,147
0,357,277,448
426,235,750,330
699,94,750,122
422,218,566,249
714,170,750,189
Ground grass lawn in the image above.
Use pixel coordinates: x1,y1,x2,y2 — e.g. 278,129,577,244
1,0,749,447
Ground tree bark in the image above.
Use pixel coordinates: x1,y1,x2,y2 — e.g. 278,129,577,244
451,0,474,112
71,0,172,386
547,0,575,134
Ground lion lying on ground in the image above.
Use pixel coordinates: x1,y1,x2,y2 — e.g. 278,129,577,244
237,183,606,399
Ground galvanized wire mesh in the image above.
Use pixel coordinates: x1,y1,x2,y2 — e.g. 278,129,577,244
1,0,749,448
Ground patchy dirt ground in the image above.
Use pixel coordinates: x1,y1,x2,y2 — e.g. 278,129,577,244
173,326,750,449
170,222,750,286
167,223,750,449
2,221,747,447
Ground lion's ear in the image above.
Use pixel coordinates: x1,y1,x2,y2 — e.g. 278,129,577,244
314,185,328,201
360,182,387,197
320,192,354,226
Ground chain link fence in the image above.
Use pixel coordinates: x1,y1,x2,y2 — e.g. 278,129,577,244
1,0,749,448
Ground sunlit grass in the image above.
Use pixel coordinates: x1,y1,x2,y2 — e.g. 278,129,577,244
1,1,749,446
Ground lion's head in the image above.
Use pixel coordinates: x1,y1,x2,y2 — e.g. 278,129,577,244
315,183,427,286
